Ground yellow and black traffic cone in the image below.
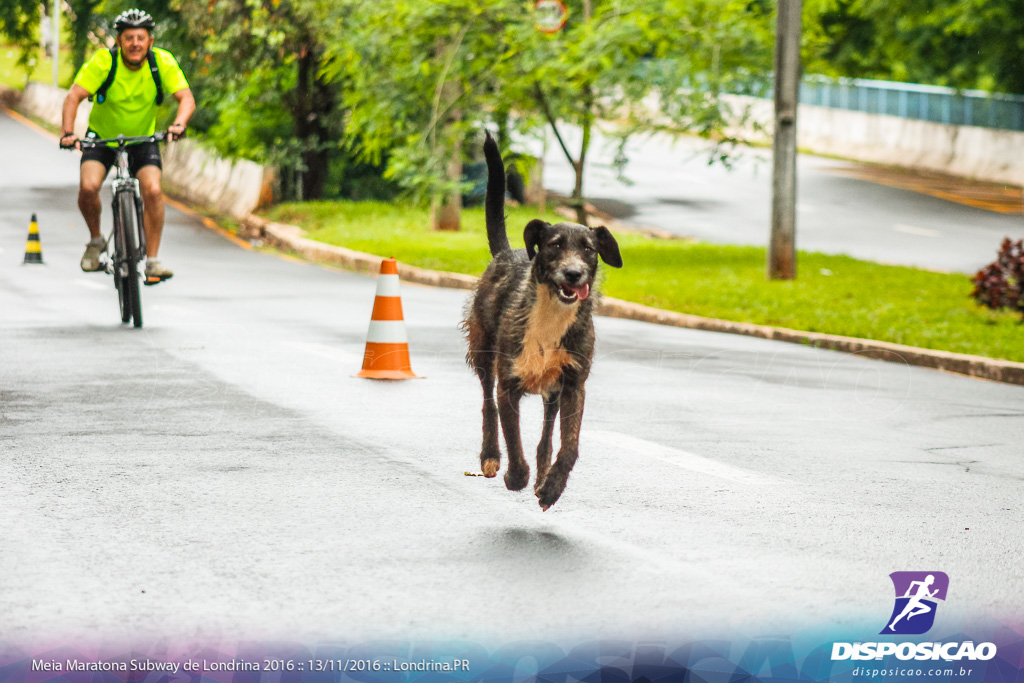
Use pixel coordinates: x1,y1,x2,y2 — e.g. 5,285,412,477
23,214,44,265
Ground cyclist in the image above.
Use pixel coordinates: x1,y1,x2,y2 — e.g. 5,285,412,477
60,8,194,284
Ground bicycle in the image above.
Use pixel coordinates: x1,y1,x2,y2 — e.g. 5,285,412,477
77,132,168,328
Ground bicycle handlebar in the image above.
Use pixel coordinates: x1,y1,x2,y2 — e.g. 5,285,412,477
77,131,171,149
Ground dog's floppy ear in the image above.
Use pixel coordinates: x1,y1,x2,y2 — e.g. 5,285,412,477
592,226,623,268
523,219,549,260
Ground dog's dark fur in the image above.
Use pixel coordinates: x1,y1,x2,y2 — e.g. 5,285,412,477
463,132,622,510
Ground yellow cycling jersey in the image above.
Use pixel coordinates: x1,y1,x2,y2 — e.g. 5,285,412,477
74,47,189,140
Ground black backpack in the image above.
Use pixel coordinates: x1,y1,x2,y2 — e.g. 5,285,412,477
90,47,164,105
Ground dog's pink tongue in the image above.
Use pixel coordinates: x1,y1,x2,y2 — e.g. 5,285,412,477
569,283,590,301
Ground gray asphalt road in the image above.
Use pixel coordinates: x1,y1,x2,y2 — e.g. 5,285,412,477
2,111,1023,650
533,126,1024,273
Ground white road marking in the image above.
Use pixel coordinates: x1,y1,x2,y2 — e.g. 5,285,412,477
589,431,771,486
148,304,198,317
284,341,363,366
893,224,940,237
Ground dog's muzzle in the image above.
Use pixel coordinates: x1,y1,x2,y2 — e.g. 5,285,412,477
556,283,589,303
556,267,590,304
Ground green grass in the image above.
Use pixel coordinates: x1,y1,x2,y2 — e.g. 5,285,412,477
261,200,1024,363
267,200,572,275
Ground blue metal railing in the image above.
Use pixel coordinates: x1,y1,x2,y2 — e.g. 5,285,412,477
791,76,1024,132
639,61,1024,132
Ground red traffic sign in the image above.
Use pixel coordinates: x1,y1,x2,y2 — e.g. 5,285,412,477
535,0,568,33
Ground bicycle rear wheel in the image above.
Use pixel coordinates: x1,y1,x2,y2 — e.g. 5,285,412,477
116,191,143,328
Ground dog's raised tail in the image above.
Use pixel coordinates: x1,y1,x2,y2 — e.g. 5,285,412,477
483,131,511,257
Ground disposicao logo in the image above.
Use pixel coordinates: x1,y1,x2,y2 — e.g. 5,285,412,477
830,571,998,663
881,571,949,635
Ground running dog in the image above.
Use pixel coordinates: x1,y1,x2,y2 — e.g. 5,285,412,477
463,132,622,510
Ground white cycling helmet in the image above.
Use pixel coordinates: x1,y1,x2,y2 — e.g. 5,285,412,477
114,8,155,33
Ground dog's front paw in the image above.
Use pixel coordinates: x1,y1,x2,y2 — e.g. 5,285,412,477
535,476,566,511
482,458,501,478
504,466,529,492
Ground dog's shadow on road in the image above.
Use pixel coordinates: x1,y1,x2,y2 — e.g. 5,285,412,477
484,527,590,569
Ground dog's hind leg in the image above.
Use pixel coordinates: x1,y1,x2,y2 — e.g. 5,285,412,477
476,357,502,478
534,390,561,492
536,383,585,510
497,382,530,491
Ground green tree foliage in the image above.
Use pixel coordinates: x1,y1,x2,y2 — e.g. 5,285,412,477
318,0,528,229
320,0,770,226
505,0,771,223
66,0,104,75
1,0,40,75
62,0,391,201
169,0,344,200
805,0,1024,93
3,0,157,86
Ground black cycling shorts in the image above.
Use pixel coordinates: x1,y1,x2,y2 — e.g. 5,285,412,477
80,131,162,176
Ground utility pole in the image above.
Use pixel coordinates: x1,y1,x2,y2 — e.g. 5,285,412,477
51,0,60,86
768,0,801,280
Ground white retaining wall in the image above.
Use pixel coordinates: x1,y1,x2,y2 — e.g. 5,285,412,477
731,94,1024,186
18,82,272,218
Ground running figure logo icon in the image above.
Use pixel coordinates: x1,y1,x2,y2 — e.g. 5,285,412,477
881,571,950,635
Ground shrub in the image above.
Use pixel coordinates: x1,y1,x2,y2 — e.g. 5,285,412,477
971,238,1024,320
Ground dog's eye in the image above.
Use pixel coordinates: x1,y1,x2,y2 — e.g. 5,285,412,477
549,241,563,250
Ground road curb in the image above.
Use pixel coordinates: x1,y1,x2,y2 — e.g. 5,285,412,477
248,214,1024,386
244,215,479,290
594,298,1024,385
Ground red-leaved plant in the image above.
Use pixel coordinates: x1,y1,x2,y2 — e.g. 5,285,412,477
971,238,1024,320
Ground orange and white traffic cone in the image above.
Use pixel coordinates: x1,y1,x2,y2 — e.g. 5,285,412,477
355,257,422,380
23,214,44,265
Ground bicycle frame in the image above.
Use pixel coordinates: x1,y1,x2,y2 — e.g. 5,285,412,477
80,133,166,270
109,145,147,268
78,132,167,327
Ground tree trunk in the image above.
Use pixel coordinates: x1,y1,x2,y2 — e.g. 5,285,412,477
768,0,801,280
294,43,331,201
432,135,462,231
301,75,333,201
294,45,313,200
302,146,328,200
495,106,511,152
431,45,462,231
571,161,586,225
571,110,593,226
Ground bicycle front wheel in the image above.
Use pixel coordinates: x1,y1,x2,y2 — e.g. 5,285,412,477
112,197,131,324
116,191,143,328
